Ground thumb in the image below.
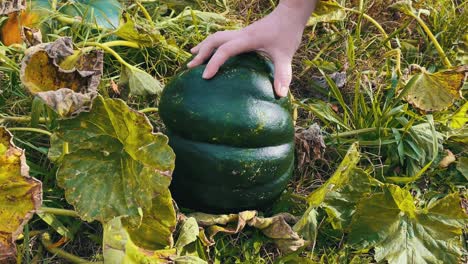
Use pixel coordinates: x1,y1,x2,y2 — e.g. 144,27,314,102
272,56,292,97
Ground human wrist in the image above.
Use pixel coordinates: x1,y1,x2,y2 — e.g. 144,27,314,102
277,0,317,26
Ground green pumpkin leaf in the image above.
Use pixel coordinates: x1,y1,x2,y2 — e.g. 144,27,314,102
321,168,377,229
49,96,175,224
20,37,103,117
60,0,122,29
295,143,378,244
103,217,177,264
292,207,318,243
114,12,165,47
307,0,346,26
124,188,177,250
449,101,468,129
349,185,468,264
0,127,42,261
401,66,466,112
120,65,164,96
307,143,361,207
175,217,199,253
174,255,207,264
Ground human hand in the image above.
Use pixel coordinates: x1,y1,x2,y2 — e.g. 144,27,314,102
187,0,316,97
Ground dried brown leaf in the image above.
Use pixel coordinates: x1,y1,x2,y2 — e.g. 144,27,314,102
190,211,304,253
20,37,103,117
0,0,25,15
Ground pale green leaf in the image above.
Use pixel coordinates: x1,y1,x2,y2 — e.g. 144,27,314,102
175,217,199,253
349,185,468,264
115,12,165,46
307,0,346,26
103,217,177,264
124,189,176,250
293,207,318,242
174,255,208,264
49,96,175,224
120,66,164,96
296,99,350,130
36,212,73,239
449,101,468,129
307,143,360,207
0,127,42,261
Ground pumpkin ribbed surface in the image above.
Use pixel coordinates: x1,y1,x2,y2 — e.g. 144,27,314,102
159,52,295,212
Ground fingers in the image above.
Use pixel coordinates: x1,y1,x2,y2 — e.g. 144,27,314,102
187,31,237,68
202,40,252,79
272,56,293,97
187,45,216,68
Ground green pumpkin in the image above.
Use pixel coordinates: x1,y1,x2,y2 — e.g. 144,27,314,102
159,52,295,212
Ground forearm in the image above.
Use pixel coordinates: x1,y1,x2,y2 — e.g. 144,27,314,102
278,0,318,26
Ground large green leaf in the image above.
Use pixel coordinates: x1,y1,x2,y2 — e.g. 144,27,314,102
60,0,122,29
0,127,42,261
49,96,175,224
321,168,376,230
349,185,468,264
295,143,378,242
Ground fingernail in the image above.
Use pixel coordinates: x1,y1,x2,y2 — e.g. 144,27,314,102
202,71,209,79
187,61,194,67
280,86,289,97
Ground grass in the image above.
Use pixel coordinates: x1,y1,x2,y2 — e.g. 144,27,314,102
0,0,467,263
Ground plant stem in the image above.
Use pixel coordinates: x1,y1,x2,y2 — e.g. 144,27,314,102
139,107,159,113
290,193,307,202
100,40,140,49
8,127,52,137
344,8,391,49
329,127,389,138
0,115,47,123
41,233,99,264
39,207,80,218
84,42,133,69
410,14,452,67
136,1,154,25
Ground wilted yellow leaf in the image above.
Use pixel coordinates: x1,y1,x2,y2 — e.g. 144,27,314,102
0,127,42,262
307,0,346,26
403,66,466,112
